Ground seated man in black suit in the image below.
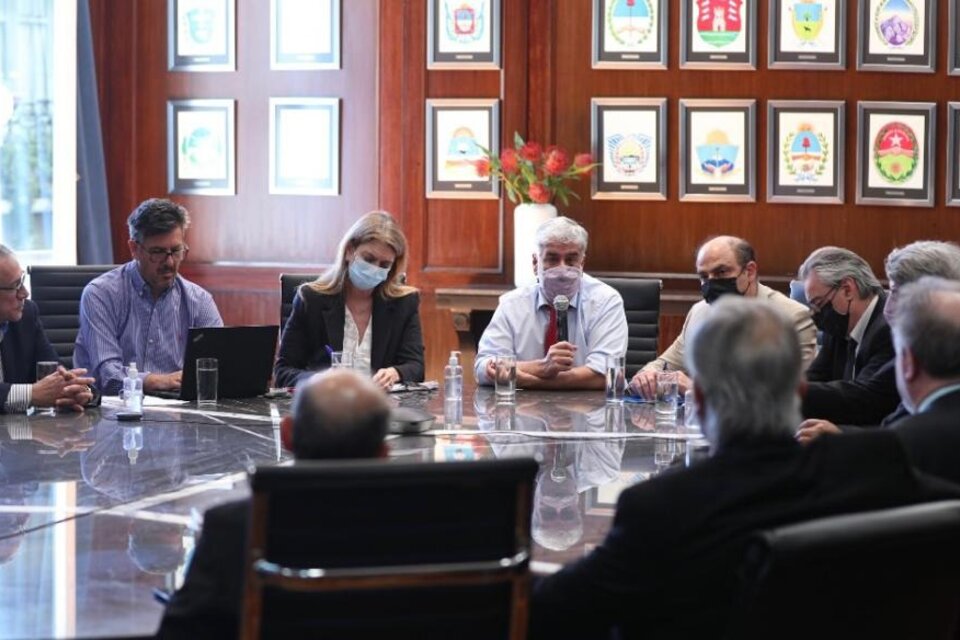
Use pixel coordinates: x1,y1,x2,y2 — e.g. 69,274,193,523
528,296,959,640
798,240,960,442
889,277,960,486
156,368,390,639
798,246,899,425
0,244,93,413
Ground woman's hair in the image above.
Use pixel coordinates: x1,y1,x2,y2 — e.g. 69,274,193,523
308,210,416,299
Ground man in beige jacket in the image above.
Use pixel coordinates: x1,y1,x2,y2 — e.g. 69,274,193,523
630,235,817,399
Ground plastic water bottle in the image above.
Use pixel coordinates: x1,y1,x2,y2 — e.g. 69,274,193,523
123,362,144,413
444,351,463,402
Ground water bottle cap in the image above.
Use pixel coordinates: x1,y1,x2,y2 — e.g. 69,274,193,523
448,351,460,366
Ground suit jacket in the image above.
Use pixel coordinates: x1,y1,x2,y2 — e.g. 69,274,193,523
894,387,960,486
273,287,425,388
0,300,60,410
802,293,899,425
529,431,960,640
156,499,247,639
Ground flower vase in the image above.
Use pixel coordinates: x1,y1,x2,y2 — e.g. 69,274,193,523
513,202,557,287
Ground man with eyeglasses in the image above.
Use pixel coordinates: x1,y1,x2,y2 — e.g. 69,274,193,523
796,246,899,426
0,245,94,413
629,236,816,399
74,198,222,395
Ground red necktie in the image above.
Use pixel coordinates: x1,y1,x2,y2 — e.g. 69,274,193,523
544,306,558,354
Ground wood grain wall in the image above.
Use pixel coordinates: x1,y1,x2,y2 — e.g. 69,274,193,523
90,0,960,381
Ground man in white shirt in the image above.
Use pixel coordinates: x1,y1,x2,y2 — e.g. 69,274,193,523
474,217,627,390
630,236,817,399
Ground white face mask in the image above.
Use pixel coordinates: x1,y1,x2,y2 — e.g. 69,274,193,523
348,258,390,290
539,265,582,302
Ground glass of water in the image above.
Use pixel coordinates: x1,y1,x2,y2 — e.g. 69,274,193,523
605,355,626,404
655,370,679,419
196,358,218,408
34,361,60,416
494,354,517,403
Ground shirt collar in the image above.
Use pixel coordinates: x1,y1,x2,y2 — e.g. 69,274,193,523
849,294,878,345
917,382,960,414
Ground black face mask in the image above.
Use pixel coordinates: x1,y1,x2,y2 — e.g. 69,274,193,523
701,277,744,304
812,304,849,338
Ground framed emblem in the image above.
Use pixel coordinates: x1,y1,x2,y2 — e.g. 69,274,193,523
167,99,235,195
857,0,937,72
950,0,960,74
592,0,669,69
268,98,340,196
168,0,236,72
856,101,935,207
270,0,340,70
946,103,960,205
427,0,501,69
591,98,667,200
769,0,846,69
425,99,500,199
679,99,756,202
767,101,845,204
680,0,757,69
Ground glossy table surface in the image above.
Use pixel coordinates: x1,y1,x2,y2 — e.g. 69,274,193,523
0,388,702,639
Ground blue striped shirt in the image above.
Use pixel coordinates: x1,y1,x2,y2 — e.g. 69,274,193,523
74,261,223,394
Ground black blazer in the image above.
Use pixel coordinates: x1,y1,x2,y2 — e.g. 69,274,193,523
529,431,960,640
802,293,899,425
0,300,60,409
895,387,960,486
273,286,424,388
156,499,247,639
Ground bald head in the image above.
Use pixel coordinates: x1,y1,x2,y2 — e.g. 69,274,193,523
289,369,390,460
696,236,758,301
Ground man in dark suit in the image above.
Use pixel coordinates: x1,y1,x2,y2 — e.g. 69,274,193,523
798,240,960,442
798,246,899,425
0,245,93,413
888,277,960,486
156,368,390,639
528,296,959,640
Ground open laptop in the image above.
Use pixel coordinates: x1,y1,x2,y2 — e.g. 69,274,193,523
151,325,279,401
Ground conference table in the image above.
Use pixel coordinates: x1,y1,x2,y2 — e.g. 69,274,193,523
0,386,703,639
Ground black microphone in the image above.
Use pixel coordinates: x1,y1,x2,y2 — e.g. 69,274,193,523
553,295,569,343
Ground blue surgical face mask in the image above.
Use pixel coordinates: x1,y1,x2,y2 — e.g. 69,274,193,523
348,258,390,291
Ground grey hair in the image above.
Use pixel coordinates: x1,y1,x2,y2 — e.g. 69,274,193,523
884,240,960,287
797,246,883,299
686,297,802,451
890,276,960,379
127,198,191,243
536,216,588,255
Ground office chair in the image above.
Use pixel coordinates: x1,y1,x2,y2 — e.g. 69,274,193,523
27,264,115,367
600,278,661,378
725,499,960,639
240,458,537,639
278,273,318,331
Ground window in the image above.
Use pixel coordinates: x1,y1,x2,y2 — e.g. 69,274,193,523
0,0,76,266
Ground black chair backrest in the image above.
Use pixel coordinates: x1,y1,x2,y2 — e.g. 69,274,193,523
279,273,318,331
28,264,116,367
726,500,960,639
242,458,537,639
600,278,661,378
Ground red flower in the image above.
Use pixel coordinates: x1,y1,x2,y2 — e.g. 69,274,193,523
574,153,594,168
519,141,542,161
474,158,491,178
500,148,519,174
544,147,569,176
528,182,551,204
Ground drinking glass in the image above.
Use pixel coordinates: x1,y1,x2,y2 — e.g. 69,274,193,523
605,355,626,404
330,351,354,369
494,354,517,403
196,358,218,408
34,361,59,416
655,370,679,419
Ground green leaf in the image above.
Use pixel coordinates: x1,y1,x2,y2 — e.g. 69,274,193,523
514,131,525,149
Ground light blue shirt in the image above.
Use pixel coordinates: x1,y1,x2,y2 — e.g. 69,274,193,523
74,261,223,394
474,273,628,385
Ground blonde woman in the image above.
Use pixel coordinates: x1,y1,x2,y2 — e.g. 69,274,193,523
274,211,424,389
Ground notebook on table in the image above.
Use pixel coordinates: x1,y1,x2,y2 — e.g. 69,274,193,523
149,325,279,401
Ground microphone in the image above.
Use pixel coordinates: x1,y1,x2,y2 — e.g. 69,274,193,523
553,295,569,343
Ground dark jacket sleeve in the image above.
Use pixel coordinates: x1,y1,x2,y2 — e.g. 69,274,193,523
0,301,61,410
802,351,899,425
390,293,425,383
804,333,836,382
156,500,248,640
273,292,322,389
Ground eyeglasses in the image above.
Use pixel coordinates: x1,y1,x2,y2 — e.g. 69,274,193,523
138,243,189,264
0,272,27,293
808,285,839,313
